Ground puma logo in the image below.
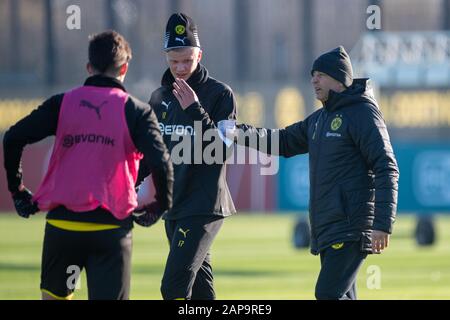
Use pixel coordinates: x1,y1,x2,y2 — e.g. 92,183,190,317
175,37,187,45
178,228,190,238
80,100,107,120
161,101,172,110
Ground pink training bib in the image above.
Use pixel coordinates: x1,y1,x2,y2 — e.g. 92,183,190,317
33,85,143,220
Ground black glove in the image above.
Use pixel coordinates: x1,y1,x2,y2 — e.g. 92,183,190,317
132,202,163,227
12,187,39,219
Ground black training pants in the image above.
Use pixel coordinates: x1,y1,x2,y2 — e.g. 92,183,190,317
41,223,132,300
315,241,368,300
160,215,224,300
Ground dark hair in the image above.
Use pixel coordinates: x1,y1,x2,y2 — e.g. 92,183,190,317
88,30,132,74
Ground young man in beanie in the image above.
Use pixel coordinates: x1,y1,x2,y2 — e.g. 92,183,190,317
143,13,237,300
3,30,173,300
213,46,399,299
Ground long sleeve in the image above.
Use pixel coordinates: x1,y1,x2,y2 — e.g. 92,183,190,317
3,94,63,193
236,117,309,158
126,97,174,212
183,88,237,161
349,103,399,234
184,88,237,130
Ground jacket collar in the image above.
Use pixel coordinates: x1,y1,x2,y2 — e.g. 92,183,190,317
84,75,127,92
323,78,375,112
161,64,209,90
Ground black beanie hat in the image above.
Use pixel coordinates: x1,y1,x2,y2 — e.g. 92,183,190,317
311,46,353,87
164,13,201,51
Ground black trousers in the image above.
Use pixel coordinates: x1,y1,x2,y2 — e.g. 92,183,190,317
161,215,224,300
40,223,132,300
315,241,367,300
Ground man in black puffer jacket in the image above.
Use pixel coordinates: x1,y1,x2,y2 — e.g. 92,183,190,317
214,46,399,300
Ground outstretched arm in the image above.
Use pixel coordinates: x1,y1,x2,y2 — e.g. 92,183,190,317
172,77,310,158
235,120,309,158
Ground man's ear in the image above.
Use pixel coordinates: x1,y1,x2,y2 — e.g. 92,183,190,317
197,49,203,63
86,63,94,75
119,63,128,76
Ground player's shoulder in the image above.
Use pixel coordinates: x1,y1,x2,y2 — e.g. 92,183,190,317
37,93,65,113
125,95,153,119
149,86,172,107
304,107,323,122
205,76,234,95
48,92,65,105
342,82,382,118
345,99,383,123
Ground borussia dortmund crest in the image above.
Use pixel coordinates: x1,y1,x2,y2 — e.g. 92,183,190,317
175,25,185,35
331,115,343,131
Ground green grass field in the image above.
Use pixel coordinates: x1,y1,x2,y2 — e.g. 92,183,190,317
1,213,449,300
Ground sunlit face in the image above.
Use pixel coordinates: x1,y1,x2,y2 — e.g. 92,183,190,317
165,47,202,81
311,71,345,102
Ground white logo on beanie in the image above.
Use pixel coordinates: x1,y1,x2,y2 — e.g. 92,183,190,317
175,37,187,45
164,32,170,48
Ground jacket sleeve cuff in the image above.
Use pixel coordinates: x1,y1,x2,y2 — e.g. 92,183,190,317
372,220,393,234
184,101,204,121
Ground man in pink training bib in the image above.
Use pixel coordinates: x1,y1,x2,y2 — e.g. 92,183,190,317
3,31,173,300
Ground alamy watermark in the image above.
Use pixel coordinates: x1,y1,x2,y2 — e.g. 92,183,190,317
66,5,81,30
366,264,382,290
366,5,381,30
66,265,81,290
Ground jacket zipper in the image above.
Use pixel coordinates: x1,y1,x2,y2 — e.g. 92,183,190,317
310,109,329,241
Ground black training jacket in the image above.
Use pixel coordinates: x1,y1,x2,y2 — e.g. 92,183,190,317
237,79,399,254
147,64,236,220
3,75,173,228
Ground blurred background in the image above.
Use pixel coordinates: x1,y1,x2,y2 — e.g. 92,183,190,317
1,0,450,299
